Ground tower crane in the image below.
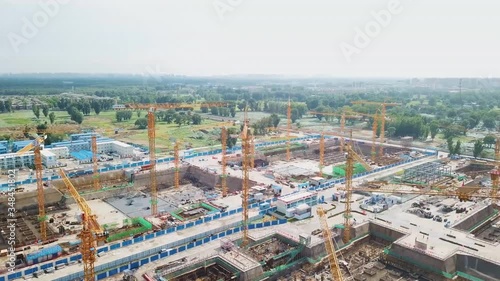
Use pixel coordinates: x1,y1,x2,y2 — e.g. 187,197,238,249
317,206,345,281
309,110,380,159
115,102,232,215
319,132,325,176
286,98,292,161
221,127,228,197
240,109,251,248
491,136,500,204
16,135,48,241
148,108,158,215
58,169,108,281
351,101,400,157
174,140,181,189
343,137,373,243
91,135,100,190
192,121,234,196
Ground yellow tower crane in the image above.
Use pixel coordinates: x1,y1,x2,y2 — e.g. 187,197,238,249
174,140,181,189
115,102,231,214
148,108,158,215
318,132,325,177
351,101,400,157
240,109,251,248
309,110,379,159
343,135,372,243
286,98,292,161
91,135,101,190
59,169,108,281
317,206,345,281
221,127,228,197
491,136,500,204
191,121,234,196
16,135,48,241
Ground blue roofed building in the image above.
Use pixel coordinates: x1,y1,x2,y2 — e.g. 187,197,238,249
25,244,63,265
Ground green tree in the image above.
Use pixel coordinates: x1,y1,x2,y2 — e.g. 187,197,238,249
191,114,202,125
387,127,396,138
135,117,148,129
42,105,49,117
447,137,454,155
49,112,56,124
201,106,209,113
291,108,299,123
72,112,84,124
270,114,280,128
32,105,40,119
483,116,496,129
473,140,484,158
82,102,91,115
211,107,219,115
4,99,12,112
137,110,142,118
230,107,236,118
454,140,461,155
0,101,5,112
92,102,102,115
226,127,239,148
429,122,439,140
483,135,496,148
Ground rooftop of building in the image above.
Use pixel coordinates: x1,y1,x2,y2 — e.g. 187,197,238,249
278,191,317,204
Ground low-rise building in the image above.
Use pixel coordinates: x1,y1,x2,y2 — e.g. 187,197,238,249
0,152,34,169
47,147,69,159
276,191,318,214
41,150,57,168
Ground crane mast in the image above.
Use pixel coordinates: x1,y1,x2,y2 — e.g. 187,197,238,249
241,112,251,248
34,146,47,241
174,140,180,189
492,137,500,204
317,207,345,281
319,133,325,176
343,133,372,243
221,127,228,197
148,109,158,215
17,136,48,241
286,98,291,161
371,114,378,163
91,135,100,190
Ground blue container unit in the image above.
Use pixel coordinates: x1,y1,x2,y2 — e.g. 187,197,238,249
25,245,63,266
259,202,270,210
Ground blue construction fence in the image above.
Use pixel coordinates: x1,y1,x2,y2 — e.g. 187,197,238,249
0,201,279,281
41,218,286,281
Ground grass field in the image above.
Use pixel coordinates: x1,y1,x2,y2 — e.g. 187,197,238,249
0,110,235,151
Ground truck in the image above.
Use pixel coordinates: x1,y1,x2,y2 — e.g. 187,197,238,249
140,164,153,171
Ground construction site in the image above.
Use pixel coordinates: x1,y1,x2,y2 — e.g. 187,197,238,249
0,102,499,281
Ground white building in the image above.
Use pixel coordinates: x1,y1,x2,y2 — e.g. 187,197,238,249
276,191,318,214
0,152,34,170
111,141,133,157
41,150,57,168
47,147,69,159
96,141,134,157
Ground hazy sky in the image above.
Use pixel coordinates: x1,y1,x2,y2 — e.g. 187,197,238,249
1,0,499,77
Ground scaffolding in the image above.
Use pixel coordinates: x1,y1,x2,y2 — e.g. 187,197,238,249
402,162,453,185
